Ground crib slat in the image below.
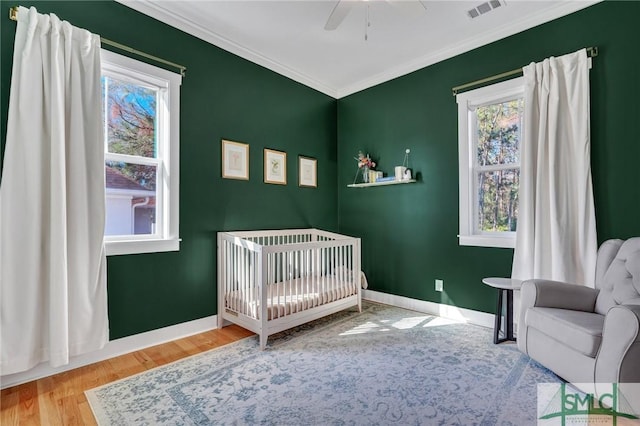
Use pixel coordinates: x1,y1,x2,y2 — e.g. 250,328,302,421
275,252,280,319
236,243,241,314
310,248,316,308
330,245,334,303
229,242,234,313
244,244,248,317
288,249,292,315
339,245,343,299
229,241,238,312
259,248,268,349
268,253,273,319
322,247,327,305
275,253,280,319
348,246,360,291
227,241,232,310
239,243,244,315
297,248,302,311
285,250,290,317
289,250,293,315
303,249,307,308
239,244,243,315
238,244,243,316
292,249,296,314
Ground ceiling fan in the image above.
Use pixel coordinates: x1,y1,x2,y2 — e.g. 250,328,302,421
324,0,428,31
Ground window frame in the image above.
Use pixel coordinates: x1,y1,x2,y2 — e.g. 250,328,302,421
101,49,181,256
456,77,523,249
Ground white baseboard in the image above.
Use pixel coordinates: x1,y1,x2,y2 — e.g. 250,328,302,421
0,314,218,390
363,290,495,329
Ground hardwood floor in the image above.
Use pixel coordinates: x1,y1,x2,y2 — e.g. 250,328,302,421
0,325,254,425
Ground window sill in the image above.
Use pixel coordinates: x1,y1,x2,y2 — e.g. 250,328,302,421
105,238,180,256
458,235,515,249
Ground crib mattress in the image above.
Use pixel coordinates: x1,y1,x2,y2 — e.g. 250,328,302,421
225,277,356,321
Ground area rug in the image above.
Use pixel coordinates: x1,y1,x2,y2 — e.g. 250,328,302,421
86,302,560,425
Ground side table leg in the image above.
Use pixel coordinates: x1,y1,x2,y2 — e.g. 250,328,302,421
494,288,504,344
506,289,514,341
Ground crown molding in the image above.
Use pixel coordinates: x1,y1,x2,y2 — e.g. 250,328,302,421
336,0,602,98
116,0,600,100
114,0,339,98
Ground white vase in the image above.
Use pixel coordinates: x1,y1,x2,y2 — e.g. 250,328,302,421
362,167,369,183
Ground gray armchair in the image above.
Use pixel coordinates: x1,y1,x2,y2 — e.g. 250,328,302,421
518,238,640,412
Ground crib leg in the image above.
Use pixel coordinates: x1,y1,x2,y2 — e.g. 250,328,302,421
260,335,268,350
260,333,268,350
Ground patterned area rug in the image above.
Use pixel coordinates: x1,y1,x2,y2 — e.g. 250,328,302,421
86,302,560,425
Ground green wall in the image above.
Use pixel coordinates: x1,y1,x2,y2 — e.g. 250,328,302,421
0,1,338,339
2,1,638,338
337,0,640,314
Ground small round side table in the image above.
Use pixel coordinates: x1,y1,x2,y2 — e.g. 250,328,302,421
482,277,523,344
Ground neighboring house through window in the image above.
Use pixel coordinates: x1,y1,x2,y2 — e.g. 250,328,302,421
105,166,156,235
101,50,181,255
456,77,523,248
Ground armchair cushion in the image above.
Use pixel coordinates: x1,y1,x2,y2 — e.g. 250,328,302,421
526,307,604,357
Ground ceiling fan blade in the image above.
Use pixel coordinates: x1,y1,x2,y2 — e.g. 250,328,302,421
324,1,354,31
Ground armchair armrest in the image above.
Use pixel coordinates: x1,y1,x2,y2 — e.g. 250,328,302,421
518,280,598,355
596,303,640,383
595,303,640,415
520,279,599,311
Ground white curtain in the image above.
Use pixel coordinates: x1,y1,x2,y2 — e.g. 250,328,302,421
511,49,597,287
0,6,108,375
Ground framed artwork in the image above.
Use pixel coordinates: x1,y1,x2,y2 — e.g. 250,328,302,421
264,149,287,185
222,140,249,180
298,156,317,188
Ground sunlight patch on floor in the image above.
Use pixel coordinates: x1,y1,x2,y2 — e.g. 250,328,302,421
392,316,432,329
340,313,464,336
340,321,384,335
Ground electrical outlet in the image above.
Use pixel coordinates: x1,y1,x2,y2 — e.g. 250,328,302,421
435,279,444,292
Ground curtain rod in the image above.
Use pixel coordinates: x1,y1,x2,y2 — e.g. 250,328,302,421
451,46,598,97
8,6,187,77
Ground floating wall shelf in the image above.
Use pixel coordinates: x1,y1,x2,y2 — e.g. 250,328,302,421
347,179,416,188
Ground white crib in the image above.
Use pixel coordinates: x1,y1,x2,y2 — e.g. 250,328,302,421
217,229,361,349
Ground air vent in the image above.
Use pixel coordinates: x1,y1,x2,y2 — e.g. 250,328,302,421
467,0,505,19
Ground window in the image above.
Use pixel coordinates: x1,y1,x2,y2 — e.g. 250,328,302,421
457,77,523,248
101,50,181,255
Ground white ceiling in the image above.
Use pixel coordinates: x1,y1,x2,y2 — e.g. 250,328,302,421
117,0,600,98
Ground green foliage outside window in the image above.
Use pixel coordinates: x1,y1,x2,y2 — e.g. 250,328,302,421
475,99,522,232
102,76,157,190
